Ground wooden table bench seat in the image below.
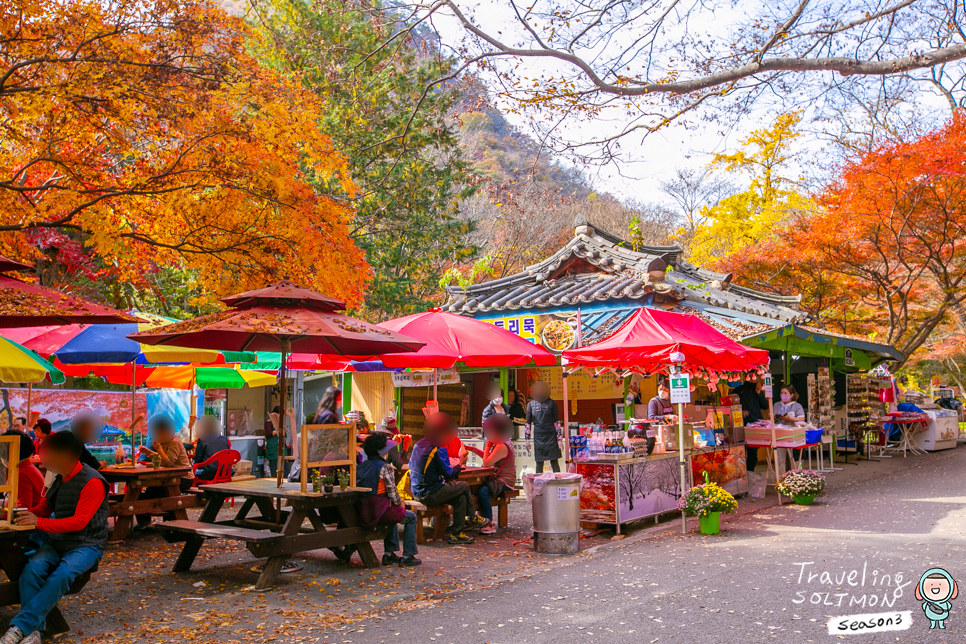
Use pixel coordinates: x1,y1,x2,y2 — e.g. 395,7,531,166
404,500,452,543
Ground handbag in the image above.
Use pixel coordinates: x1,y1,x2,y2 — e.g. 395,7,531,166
397,446,438,500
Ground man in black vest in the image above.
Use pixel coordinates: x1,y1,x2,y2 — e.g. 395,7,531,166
1,432,108,644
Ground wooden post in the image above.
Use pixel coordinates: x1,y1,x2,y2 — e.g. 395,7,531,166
276,339,290,488
768,396,782,504
562,366,570,465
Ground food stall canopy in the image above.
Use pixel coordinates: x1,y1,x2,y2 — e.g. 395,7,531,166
376,308,558,368
741,323,902,369
562,307,770,373
0,255,31,273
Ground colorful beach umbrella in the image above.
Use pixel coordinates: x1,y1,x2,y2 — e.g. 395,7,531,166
0,336,65,384
3,312,255,365
143,365,276,390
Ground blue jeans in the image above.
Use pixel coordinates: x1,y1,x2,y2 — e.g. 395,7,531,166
384,510,418,557
477,483,510,522
13,544,103,634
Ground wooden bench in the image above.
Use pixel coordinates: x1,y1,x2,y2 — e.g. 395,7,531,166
160,520,284,554
404,500,452,543
492,488,520,528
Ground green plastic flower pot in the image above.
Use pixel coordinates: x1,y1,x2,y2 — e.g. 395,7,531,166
699,511,721,535
793,494,816,505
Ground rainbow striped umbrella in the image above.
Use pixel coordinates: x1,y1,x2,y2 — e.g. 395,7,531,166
0,336,65,384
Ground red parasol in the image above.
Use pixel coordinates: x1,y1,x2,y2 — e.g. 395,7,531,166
0,255,31,273
562,307,769,373
0,274,133,328
131,280,424,490
376,308,558,369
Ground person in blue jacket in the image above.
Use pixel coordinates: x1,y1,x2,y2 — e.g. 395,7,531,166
409,413,486,544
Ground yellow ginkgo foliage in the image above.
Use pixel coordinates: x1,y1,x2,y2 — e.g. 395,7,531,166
686,112,816,268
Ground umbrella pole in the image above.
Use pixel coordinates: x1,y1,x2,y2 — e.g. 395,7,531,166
678,402,687,534
433,368,438,402
26,384,31,429
562,368,570,466
277,341,289,489
131,363,137,463
769,397,781,504
188,376,197,443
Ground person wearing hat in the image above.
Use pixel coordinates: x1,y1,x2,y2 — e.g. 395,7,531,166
372,420,404,469
357,434,421,567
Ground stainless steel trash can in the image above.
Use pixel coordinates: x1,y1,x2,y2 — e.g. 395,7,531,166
527,474,582,554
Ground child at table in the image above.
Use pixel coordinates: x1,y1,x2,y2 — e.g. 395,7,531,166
2,431,108,644
2,430,43,509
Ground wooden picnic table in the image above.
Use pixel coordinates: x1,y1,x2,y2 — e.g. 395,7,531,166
0,526,93,635
100,465,200,542
159,478,385,589
458,466,495,486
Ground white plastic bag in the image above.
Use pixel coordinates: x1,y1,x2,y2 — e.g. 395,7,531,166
523,472,582,503
747,471,766,499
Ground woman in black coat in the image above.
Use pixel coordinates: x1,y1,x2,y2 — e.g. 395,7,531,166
526,381,560,472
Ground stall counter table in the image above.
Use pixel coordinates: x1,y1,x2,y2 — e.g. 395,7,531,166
575,452,691,534
101,465,200,542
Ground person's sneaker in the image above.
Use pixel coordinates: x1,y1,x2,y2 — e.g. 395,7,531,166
466,515,488,529
480,522,497,535
399,555,422,567
382,552,401,566
0,627,24,644
448,531,475,544
19,633,40,644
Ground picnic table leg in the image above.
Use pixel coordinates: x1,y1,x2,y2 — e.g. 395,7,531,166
110,481,143,542
173,494,227,573
255,505,308,590
337,503,380,569
165,482,189,521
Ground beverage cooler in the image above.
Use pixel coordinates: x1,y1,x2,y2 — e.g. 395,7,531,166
915,409,959,451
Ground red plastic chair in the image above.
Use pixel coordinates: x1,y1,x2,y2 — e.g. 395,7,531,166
193,449,242,506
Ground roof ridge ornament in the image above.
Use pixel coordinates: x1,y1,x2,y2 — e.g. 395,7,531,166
574,213,594,237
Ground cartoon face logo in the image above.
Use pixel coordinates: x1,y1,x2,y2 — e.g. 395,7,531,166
916,568,958,630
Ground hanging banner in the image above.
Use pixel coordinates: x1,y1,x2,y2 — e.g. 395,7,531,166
391,368,461,388
482,308,638,354
527,366,624,400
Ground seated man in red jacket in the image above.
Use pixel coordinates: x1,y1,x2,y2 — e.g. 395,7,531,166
1,431,109,644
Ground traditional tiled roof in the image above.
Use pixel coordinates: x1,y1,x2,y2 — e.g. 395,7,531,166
444,222,807,324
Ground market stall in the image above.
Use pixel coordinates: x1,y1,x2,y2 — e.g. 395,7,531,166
562,307,771,533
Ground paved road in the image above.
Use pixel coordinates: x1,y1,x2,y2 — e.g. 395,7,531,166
348,447,966,644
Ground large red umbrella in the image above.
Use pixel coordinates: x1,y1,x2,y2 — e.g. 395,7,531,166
377,308,558,369
0,274,133,327
0,255,31,273
131,280,424,489
562,307,769,373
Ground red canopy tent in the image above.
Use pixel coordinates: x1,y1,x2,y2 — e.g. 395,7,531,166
562,307,769,374
563,307,771,533
376,308,557,401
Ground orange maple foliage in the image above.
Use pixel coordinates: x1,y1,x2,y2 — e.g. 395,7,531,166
0,0,368,305
718,113,966,364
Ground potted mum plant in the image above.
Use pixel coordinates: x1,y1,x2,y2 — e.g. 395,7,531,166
678,472,738,534
776,469,826,505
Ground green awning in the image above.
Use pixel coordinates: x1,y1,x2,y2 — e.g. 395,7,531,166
742,324,902,370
